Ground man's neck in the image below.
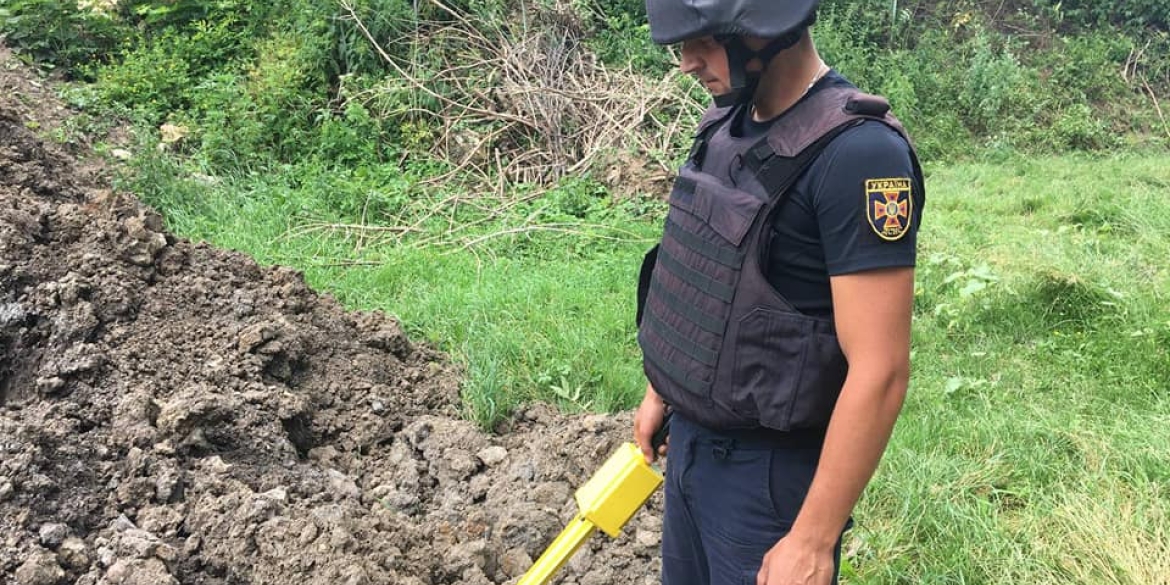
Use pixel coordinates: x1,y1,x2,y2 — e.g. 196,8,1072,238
750,39,825,121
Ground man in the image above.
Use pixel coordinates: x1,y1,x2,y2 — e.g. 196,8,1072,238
631,2,924,585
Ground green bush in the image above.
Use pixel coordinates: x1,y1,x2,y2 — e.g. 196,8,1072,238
582,3,672,75
94,6,260,120
1049,103,1120,151
953,34,1036,137
96,31,197,116
185,73,263,171
0,0,129,78
1045,0,1170,30
1042,34,1133,104
311,102,387,167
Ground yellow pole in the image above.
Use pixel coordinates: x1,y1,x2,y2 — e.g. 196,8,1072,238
516,515,598,585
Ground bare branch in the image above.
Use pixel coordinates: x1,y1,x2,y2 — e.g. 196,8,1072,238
339,0,542,130
447,223,654,254
340,0,694,193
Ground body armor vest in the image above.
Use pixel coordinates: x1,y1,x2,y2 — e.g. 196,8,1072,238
637,85,921,431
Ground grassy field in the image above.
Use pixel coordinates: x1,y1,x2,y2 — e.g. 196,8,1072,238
130,150,1170,583
856,153,1170,584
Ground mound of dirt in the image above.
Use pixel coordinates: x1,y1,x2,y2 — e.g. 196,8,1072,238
0,53,661,584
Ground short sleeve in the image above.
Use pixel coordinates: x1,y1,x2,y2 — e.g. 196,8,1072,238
806,121,924,276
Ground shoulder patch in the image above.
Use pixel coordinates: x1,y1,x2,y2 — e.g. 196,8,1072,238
865,178,913,241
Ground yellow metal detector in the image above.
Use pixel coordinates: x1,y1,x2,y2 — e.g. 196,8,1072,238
517,413,672,585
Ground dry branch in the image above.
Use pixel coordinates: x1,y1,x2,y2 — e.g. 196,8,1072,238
319,0,698,255
1142,77,1170,141
448,223,654,254
342,0,690,188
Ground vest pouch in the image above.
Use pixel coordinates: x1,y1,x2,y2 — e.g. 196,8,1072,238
731,309,847,431
787,325,849,429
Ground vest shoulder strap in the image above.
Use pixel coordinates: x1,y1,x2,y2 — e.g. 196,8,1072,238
742,87,918,202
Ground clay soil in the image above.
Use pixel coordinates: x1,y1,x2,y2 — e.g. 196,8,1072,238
0,47,662,585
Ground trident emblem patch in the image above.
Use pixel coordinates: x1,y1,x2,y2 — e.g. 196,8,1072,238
865,178,913,241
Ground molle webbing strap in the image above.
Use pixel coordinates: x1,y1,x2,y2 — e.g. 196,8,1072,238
641,337,712,396
648,278,726,335
641,308,720,367
656,247,736,302
664,218,744,268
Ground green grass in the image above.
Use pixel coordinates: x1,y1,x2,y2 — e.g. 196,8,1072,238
321,246,653,426
853,152,1170,584
128,148,1170,583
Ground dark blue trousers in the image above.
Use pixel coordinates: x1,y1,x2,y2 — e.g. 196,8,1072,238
661,414,844,585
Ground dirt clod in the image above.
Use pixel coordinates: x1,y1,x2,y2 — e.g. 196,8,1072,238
14,550,66,585
1,46,662,584
38,523,70,548
56,538,91,572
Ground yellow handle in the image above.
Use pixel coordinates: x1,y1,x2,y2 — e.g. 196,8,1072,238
516,515,597,585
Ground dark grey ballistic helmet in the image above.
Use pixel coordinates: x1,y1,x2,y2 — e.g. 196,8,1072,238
646,0,819,45
646,0,821,106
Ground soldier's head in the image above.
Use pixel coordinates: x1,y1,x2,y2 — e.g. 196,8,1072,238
646,0,820,106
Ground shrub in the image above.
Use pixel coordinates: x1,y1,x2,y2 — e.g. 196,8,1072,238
0,0,129,78
96,31,197,117
10,0,1164,177
1045,0,1170,31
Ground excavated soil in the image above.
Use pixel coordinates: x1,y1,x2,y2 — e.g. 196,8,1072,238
0,48,662,585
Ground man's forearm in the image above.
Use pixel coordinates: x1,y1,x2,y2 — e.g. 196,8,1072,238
786,365,909,548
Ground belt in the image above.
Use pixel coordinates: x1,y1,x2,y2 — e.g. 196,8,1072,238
675,412,827,451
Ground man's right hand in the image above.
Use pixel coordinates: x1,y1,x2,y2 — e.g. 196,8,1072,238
633,384,668,463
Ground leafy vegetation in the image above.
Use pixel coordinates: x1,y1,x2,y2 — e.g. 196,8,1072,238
7,0,1169,167
0,0,128,76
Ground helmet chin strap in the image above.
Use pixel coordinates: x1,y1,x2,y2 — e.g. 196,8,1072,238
712,27,808,108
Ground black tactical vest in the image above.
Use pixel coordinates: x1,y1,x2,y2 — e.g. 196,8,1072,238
637,86,921,431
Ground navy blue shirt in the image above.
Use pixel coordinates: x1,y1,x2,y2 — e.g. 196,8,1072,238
734,72,924,318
